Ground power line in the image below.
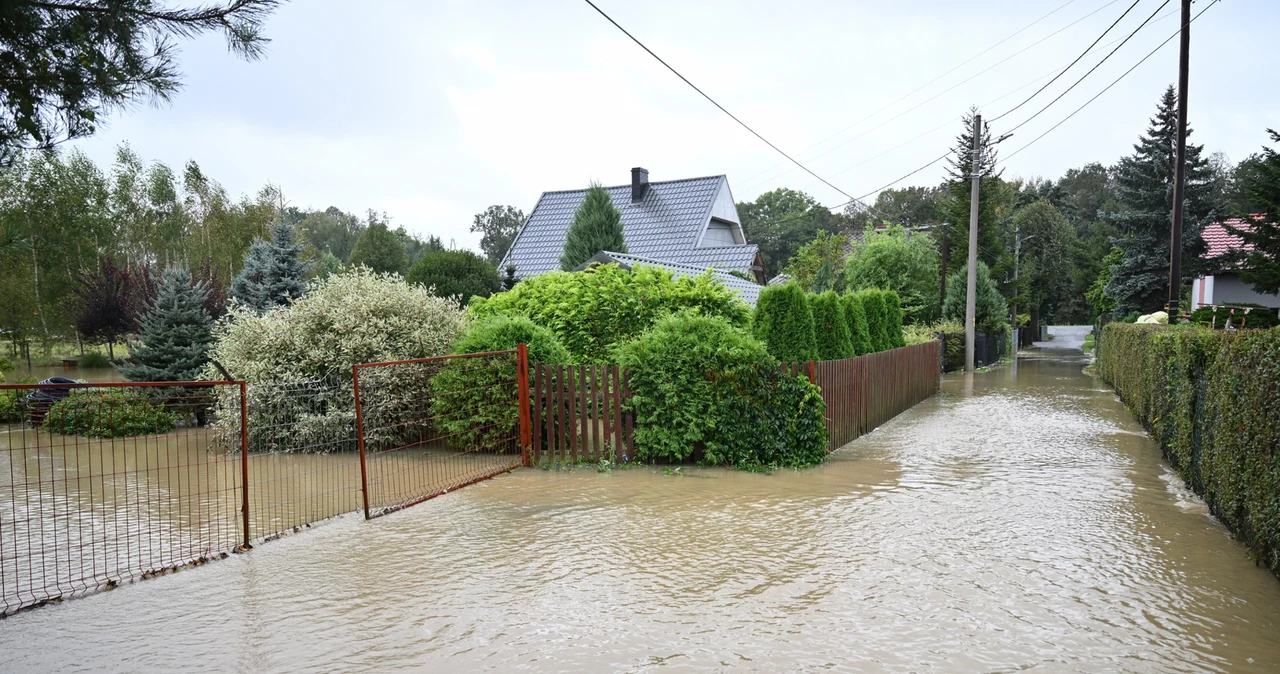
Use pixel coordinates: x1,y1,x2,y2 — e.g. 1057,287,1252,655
997,0,1173,136
1000,0,1220,164
580,0,866,208
739,0,1123,193
989,0,1142,123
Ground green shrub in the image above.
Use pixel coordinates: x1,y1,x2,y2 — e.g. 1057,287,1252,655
0,356,14,372
406,249,502,307
470,264,749,364
43,389,176,438
841,293,873,356
1189,303,1279,330
619,313,827,469
942,261,1008,334
857,289,892,352
809,291,853,360
1097,323,1280,577
429,316,570,451
0,389,21,423
78,351,111,368
882,289,907,348
752,283,816,362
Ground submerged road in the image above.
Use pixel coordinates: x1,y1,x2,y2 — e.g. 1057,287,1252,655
2,330,1278,672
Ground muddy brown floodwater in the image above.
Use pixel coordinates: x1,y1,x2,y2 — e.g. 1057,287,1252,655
2,338,1279,672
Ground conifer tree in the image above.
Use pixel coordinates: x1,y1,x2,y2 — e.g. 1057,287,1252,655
809,291,853,360
841,292,874,356
560,183,627,270
1228,129,1280,294
231,220,310,312
882,289,906,348
1105,86,1216,315
752,283,816,362
121,267,213,382
502,264,519,290
857,289,892,352
942,108,1006,274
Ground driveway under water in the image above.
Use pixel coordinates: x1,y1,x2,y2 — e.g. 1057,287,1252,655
2,333,1278,672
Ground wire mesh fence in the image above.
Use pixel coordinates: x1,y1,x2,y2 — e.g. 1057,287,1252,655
353,350,526,519
1,381,246,616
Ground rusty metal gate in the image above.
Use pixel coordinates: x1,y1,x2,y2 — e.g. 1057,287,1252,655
351,347,530,519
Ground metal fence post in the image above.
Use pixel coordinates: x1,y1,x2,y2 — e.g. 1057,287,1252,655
516,343,532,467
352,365,372,520
239,381,251,550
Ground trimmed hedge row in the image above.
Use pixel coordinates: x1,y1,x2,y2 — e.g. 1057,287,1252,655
753,283,905,363
1097,323,1280,577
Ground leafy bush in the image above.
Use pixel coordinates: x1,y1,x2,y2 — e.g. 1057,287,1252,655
857,288,892,352
1189,303,1279,330
209,268,468,453
843,225,941,323
78,351,111,368
406,249,502,307
752,283,816,362
430,316,570,451
0,357,14,372
619,313,827,470
841,292,873,356
1097,323,1280,577
882,289,907,348
43,389,176,438
0,389,20,423
470,263,749,364
809,291,853,360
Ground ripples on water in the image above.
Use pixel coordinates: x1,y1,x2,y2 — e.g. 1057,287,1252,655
2,354,1279,673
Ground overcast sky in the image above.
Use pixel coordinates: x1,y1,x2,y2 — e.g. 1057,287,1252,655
67,0,1278,251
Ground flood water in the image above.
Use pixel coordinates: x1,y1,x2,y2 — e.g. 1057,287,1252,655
2,333,1279,672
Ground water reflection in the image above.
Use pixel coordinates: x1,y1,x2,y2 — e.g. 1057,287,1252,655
2,350,1278,673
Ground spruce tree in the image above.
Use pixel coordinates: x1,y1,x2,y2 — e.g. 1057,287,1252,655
752,283,816,362
858,289,891,352
121,267,213,382
882,289,906,348
560,183,627,270
942,108,1007,275
1228,129,1280,294
809,291,853,360
1105,86,1216,315
231,220,310,312
841,292,874,356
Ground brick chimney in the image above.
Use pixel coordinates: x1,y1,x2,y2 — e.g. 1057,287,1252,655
631,167,649,203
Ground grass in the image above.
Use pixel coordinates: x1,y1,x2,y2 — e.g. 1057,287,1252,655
1083,334,1095,353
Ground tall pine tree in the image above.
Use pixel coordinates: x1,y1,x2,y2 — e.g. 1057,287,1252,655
942,108,1008,278
1105,86,1216,315
231,220,310,312
121,267,213,382
1227,129,1280,294
560,183,627,270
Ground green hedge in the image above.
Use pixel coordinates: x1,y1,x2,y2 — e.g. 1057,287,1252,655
1097,323,1280,577
857,289,892,352
619,313,828,470
809,291,853,360
882,289,906,348
43,389,176,438
841,292,874,356
752,283,816,362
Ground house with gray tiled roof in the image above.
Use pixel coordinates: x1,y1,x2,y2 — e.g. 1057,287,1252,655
500,168,767,294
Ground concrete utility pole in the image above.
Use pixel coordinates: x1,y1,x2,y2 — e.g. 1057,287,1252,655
1167,0,1191,322
964,114,982,373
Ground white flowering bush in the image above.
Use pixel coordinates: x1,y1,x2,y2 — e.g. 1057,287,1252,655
209,267,469,453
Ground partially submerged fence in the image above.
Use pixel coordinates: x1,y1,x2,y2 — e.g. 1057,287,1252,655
530,341,942,463
1,381,248,616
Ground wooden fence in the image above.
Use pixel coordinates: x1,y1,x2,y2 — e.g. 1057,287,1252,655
530,341,941,465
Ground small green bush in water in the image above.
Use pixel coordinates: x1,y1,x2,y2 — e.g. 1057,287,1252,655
78,351,111,368
0,389,21,423
809,291,853,360
752,283,816,362
841,292,874,356
430,316,571,451
43,389,176,438
619,313,827,470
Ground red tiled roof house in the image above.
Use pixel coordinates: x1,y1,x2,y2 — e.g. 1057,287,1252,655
1191,218,1280,310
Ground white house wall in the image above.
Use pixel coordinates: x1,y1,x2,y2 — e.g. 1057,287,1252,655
1212,273,1280,308
700,178,745,246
